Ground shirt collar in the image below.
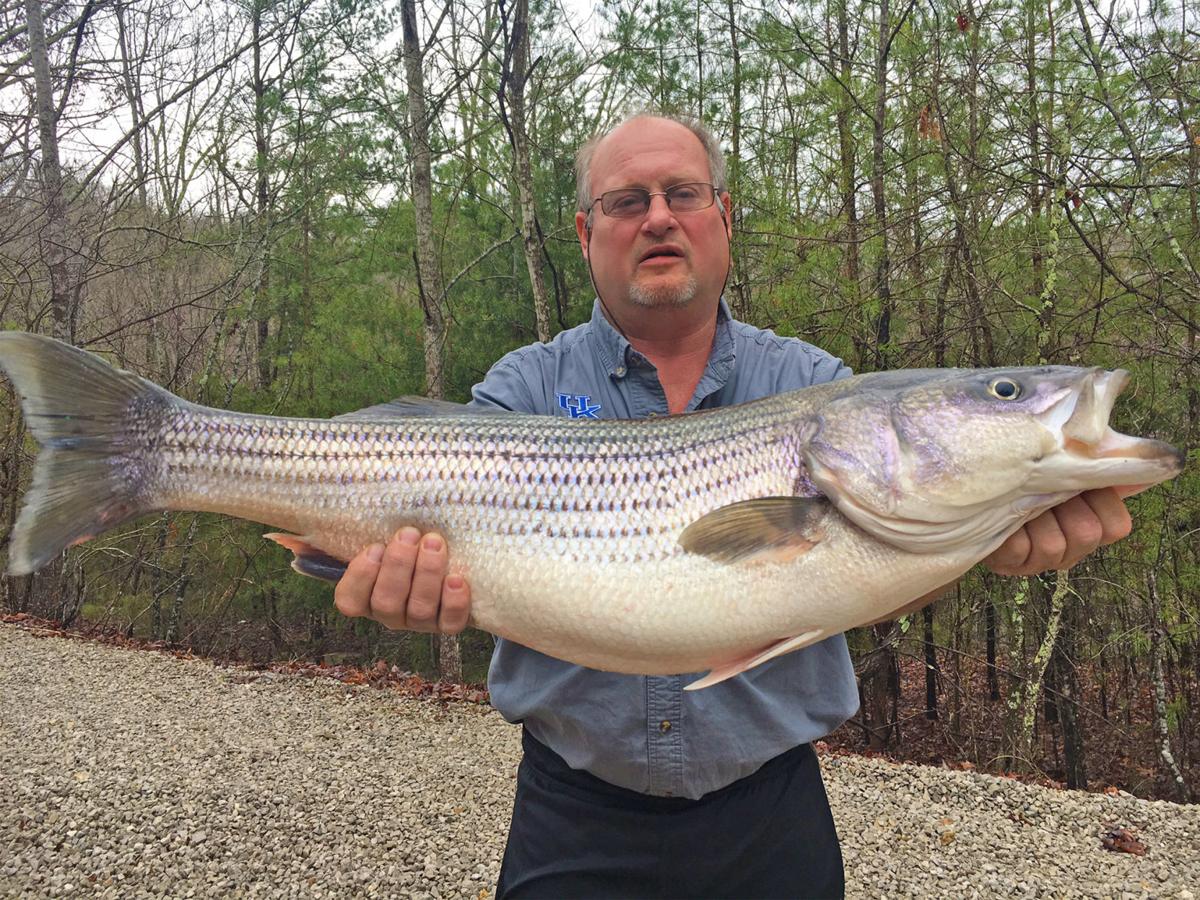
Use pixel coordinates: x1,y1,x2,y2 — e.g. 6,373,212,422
588,296,737,380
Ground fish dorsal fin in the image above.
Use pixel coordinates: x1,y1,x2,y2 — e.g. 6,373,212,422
685,628,827,690
678,497,828,564
335,397,512,421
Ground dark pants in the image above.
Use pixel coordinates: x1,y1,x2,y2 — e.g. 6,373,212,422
496,730,845,899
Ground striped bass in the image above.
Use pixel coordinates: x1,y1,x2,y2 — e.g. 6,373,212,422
0,332,1184,688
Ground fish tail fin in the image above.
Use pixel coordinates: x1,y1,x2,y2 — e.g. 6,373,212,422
0,332,174,576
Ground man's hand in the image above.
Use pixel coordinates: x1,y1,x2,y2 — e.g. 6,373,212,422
984,487,1133,576
333,527,471,634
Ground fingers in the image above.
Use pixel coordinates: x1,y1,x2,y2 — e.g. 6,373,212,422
1080,487,1133,546
985,525,1033,576
332,528,470,634
404,534,449,632
985,488,1133,577
985,511,1066,577
439,575,472,635
369,527,423,629
1025,498,1075,571
333,542,384,619
1049,492,1113,570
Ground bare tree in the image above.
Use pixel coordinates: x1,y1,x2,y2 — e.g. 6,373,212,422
24,0,88,341
500,0,552,343
402,0,458,680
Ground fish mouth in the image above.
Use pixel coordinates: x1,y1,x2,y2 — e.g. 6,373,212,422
1032,368,1185,494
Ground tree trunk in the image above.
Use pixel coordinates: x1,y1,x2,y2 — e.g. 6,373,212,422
724,0,750,321
26,0,82,342
860,622,900,749
114,1,148,208
402,0,446,402
402,0,458,680
1012,571,1068,773
834,0,861,314
949,584,963,732
503,0,552,343
923,604,938,721
165,516,200,646
856,0,901,738
2,413,30,613
986,589,1000,701
1051,594,1087,789
24,0,88,617
943,7,995,368
251,1,273,389
869,0,891,368
264,585,282,655
1148,569,1190,801
1025,0,1045,306
59,553,85,627
147,513,170,638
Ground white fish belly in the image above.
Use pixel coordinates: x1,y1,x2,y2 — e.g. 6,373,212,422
449,519,978,675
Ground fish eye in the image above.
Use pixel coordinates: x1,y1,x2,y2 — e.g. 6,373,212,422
988,378,1022,400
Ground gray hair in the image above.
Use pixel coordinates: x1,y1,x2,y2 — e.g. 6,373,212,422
574,110,728,212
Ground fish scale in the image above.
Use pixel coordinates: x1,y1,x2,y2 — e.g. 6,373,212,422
0,332,1183,688
130,400,936,677
150,402,800,568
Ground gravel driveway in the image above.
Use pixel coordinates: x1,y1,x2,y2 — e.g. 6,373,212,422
2,623,1197,898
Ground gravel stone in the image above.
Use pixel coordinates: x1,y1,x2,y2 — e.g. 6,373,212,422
2,623,1198,898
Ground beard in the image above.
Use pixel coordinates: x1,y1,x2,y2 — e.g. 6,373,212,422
627,273,698,308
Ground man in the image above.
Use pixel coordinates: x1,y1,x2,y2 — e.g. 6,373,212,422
333,113,1135,897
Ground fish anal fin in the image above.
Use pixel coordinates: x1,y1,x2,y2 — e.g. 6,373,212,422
264,532,348,584
685,629,826,691
679,497,828,564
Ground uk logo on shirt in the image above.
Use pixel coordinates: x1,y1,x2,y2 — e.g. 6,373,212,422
557,392,602,419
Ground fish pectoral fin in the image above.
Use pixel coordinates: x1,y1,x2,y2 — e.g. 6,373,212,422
264,533,348,584
685,629,826,691
678,497,828,564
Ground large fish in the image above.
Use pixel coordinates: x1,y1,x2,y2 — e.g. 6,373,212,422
0,333,1184,688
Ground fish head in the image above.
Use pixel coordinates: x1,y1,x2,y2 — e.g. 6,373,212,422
802,367,1185,554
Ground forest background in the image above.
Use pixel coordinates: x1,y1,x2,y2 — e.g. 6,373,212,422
0,0,1196,802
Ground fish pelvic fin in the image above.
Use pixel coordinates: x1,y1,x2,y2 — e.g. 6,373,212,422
264,533,348,584
685,628,826,691
0,332,173,576
678,497,828,564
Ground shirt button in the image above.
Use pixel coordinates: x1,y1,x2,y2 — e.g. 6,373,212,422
614,365,627,378
659,719,672,733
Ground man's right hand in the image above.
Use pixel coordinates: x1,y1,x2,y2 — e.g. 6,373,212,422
333,527,471,634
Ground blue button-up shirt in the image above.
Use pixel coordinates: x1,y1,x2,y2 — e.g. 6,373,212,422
470,298,860,800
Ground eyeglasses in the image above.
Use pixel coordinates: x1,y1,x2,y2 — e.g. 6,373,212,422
589,182,719,218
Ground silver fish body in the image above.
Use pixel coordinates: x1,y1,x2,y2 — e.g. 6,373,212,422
0,333,1184,688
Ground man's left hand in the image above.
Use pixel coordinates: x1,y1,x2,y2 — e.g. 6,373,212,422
984,487,1133,576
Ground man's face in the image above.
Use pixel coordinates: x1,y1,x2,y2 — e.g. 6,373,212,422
574,118,733,314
